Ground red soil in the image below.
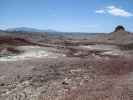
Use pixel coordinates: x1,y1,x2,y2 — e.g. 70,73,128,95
0,36,34,46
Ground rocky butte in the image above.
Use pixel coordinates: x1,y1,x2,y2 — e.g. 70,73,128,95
111,25,130,36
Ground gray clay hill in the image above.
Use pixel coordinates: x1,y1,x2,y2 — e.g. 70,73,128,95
105,25,133,44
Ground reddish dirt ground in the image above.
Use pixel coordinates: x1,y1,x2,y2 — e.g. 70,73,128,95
0,35,133,100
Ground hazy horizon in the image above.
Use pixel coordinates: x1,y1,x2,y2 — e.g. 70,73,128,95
0,0,133,33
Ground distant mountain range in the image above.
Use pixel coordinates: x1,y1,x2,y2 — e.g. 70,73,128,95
6,27,57,33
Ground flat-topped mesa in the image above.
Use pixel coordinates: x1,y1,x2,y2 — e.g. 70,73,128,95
111,25,130,36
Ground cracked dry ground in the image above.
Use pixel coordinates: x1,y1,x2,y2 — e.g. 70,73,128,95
0,54,133,100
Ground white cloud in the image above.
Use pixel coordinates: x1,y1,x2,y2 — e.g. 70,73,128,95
95,10,105,14
95,5,133,17
107,6,133,17
107,6,116,9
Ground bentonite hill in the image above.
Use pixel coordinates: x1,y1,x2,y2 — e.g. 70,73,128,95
0,25,133,100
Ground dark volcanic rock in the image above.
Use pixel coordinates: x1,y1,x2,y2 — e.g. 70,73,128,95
114,25,125,32
111,25,129,36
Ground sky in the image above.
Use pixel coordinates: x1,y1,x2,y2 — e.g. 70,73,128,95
0,0,133,33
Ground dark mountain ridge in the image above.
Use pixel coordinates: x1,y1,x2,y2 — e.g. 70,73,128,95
6,27,57,33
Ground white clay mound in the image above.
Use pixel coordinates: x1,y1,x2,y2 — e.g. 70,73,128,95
0,46,57,61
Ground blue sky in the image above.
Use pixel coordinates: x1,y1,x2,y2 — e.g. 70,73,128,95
0,0,133,32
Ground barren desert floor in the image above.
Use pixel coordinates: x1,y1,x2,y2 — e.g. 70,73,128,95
0,37,133,100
